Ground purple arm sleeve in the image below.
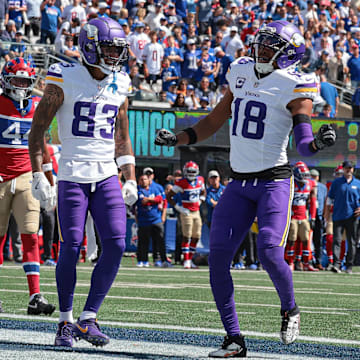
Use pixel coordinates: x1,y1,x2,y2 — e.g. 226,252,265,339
293,122,317,157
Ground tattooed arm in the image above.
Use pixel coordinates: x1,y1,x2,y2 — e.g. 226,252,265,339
28,84,64,173
115,97,136,182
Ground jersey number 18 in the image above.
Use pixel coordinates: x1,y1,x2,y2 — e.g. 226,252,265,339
232,98,267,140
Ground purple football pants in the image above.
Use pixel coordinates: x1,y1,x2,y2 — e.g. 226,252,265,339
56,176,126,313
209,177,295,336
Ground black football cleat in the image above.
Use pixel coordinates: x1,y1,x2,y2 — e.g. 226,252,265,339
27,293,56,315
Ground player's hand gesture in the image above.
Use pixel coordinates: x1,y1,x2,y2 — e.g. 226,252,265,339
154,128,178,146
314,124,336,150
122,180,138,206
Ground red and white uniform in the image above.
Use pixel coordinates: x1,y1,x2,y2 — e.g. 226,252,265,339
128,32,150,65
47,144,61,176
291,179,316,221
0,95,41,183
173,176,205,212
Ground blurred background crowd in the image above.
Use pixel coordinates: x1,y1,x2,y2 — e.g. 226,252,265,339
1,0,360,114
3,159,360,273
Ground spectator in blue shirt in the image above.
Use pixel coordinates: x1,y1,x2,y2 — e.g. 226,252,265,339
310,169,328,270
182,38,199,80
196,0,213,35
347,43,360,88
166,81,178,104
326,160,360,274
173,25,187,49
8,0,27,31
199,96,211,110
164,35,183,77
195,45,217,83
175,0,186,21
61,35,81,61
320,73,339,117
214,47,233,85
9,31,26,58
40,0,62,44
166,3,182,25
98,2,110,17
135,174,168,268
143,167,170,267
352,85,360,117
205,170,225,228
161,57,179,91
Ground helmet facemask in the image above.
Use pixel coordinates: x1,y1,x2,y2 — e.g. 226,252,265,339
3,74,36,103
185,169,198,181
183,162,199,181
293,166,310,184
98,39,129,73
251,31,290,74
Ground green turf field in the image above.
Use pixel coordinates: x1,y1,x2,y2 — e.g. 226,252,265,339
0,257,359,347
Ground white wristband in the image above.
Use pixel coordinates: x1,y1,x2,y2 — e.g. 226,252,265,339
116,155,136,168
42,163,53,172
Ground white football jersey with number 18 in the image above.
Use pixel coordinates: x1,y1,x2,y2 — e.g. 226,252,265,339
45,62,132,183
226,56,317,174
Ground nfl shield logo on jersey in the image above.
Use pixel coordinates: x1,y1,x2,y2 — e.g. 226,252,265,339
236,77,246,88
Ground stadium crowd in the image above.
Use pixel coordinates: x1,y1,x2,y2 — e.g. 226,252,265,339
0,0,359,113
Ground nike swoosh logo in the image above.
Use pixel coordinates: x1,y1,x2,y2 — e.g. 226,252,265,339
76,324,88,333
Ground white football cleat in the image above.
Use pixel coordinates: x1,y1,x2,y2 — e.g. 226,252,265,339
183,260,191,269
209,335,247,358
280,304,300,345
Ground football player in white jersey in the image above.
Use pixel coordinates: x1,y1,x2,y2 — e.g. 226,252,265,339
155,20,336,358
28,17,138,348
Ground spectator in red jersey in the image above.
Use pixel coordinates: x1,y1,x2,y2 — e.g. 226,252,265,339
240,19,260,42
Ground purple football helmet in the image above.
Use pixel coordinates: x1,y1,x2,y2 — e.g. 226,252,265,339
79,17,129,74
251,20,305,74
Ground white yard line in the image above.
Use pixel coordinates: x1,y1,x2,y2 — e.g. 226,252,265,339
0,328,343,360
1,279,359,297
1,313,359,346
0,289,359,314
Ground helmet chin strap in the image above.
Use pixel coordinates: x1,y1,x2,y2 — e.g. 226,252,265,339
9,89,27,108
255,62,274,74
254,43,283,74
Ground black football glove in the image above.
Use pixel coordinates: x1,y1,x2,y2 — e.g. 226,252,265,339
314,124,336,150
154,128,178,146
